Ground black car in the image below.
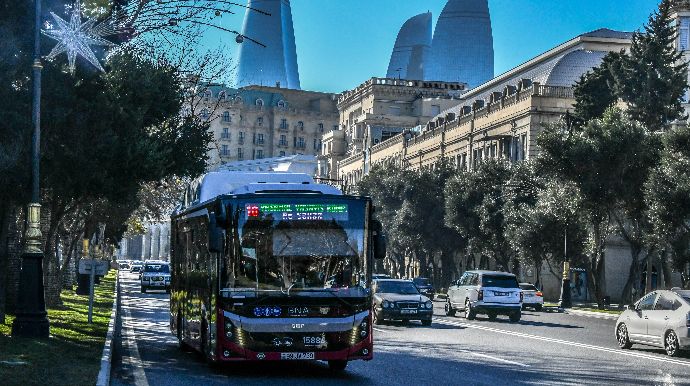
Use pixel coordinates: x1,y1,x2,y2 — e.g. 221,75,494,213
412,277,435,300
372,279,433,326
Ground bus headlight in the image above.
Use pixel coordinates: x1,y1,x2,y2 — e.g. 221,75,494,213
224,319,233,339
382,300,389,308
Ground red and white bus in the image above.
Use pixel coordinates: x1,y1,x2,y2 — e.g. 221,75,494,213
170,171,386,370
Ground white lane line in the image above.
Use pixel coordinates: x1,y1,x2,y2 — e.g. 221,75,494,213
458,349,531,368
436,318,690,368
373,327,392,333
123,302,150,386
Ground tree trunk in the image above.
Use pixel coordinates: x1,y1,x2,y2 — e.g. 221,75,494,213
620,245,642,306
661,250,673,290
43,200,65,308
592,223,607,308
440,249,454,290
0,203,12,325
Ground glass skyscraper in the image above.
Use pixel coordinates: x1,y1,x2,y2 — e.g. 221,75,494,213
386,12,433,80
425,0,494,89
236,0,301,90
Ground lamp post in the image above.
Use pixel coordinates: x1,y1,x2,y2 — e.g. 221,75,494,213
558,225,572,309
12,0,50,338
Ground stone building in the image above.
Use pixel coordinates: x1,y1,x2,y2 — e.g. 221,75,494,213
318,77,468,186
195,85,340,172
117,222,170,262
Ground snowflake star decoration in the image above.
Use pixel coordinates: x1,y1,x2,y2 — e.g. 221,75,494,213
42,0,118,73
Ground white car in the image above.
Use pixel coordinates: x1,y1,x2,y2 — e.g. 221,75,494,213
140,261,171,294
519,283,543,311
445,271,523,322
616,289,690,356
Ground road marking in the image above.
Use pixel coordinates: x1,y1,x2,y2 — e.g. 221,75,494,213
458,349,531,367
123,302,150,386
435,318,690,368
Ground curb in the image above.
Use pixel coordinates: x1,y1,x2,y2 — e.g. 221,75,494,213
565,308,620,320
97,270,119,386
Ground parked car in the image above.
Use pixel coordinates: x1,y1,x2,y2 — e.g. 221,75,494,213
140,261,171,294
130,261,143,273
615,289,690,356
372,274,392,281
519,283,543,311
412,277,436,300
445,271,523,322
372,279,433,326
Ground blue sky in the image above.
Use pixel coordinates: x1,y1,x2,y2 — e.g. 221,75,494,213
203,0,662,93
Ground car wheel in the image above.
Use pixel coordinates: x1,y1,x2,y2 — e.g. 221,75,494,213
487,313,497,320
445,299,456,317
421,319,432,327
534,304,542,312
464,299,476,320
616,323,632,349
665,330,680,357
328,360,348,371
509,310,521,323
373,308,383,325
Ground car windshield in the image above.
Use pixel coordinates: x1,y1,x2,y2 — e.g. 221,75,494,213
377,281,420,295
413,278,431,286
520,284,538,291
145,264,170,273
482,275,519,288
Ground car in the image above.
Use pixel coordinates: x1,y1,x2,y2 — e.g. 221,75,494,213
372,273,392,281
118,262,131,270
615,289,690,356
446,270,523,322
130,261,143,273
372,279,433,326
140,261,171,294
412,277,435,300
519,283,543,311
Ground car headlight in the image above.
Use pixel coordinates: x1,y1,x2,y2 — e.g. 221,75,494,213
425,301,433,309
382,300,389,308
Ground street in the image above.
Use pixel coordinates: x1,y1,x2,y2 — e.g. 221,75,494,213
111,271,690,386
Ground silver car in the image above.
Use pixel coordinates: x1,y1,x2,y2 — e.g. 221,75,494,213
446,271,523,322
615,289,690,356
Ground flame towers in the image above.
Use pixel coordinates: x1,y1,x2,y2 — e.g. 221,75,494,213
387,0,494,89
236,0,301,90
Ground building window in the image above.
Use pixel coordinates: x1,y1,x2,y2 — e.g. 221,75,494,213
298,121,304,128
318,139,322,151
222,128,230,139
222,111,230,122
318,123,324,129
257,117,263,124
278,100,285,108
201,109,209,120
279,135,288,146
431,105,441,117
521,134,527,160
235,96,242,102
333,125,338,131
279,151,285,157
280,119,288,130
204,91,212,100
314,139,318,149
221,145,229,156
256,150,263,159
257,133,264,144
297,137,305,149
238,132,244,144
680,17,690,51
388,106,400,116
219,92,226,100
253,133,256,144
256,99,264,106
238,148,244,160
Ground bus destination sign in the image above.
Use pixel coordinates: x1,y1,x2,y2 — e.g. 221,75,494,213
246,203,349,221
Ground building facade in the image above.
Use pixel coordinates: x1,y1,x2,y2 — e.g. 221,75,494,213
195,85,340,171
386,12,433,81
236,0,300,89
425,0,494,88
317,77,468,186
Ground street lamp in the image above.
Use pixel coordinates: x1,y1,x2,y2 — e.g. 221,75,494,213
558,225,572,309
12,0,50,338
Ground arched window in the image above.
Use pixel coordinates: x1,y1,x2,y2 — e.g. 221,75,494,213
219,92,226,100
257,117,263,124
256,99,264,107
222,111,230,122
205,91,212,99
277,100,285,108
201,109,209,120
298,121,304,128
318,123,324,130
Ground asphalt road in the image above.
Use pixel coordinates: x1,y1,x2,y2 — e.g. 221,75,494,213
111,271,690,386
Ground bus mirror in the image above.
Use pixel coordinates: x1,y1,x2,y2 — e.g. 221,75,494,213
374,233,387,259
208,213,223,253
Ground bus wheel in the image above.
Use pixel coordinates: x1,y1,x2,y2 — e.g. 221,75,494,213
328,360,348,371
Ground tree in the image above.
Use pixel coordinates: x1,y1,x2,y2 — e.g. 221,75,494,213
573,52,623,122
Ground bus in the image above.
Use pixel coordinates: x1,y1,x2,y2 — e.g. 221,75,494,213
169,171,386,370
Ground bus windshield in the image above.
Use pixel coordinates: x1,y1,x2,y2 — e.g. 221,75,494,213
221,198,368,295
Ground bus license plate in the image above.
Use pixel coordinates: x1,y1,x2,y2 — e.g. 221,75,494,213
400,309,417,314
281,352,314,360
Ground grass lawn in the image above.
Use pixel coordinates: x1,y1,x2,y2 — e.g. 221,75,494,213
0,271,116,386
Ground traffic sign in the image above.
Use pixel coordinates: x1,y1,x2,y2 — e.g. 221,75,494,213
79,259,110,275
